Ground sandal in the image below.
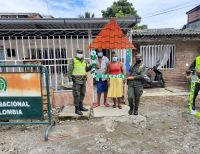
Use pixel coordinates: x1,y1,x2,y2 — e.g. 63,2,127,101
104,102,110,107
93,102,100,108
118,105,122,109
113,104,116,108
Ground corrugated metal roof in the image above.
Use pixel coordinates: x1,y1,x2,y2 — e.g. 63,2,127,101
132,28,200,36
0,17,140,30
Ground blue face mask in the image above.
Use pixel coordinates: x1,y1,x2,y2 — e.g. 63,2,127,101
112,56,118,62
97,52,103,57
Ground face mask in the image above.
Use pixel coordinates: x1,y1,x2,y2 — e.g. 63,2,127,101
97,52,103,57
112,57,118,62
136,59,142,64
77,53,83,59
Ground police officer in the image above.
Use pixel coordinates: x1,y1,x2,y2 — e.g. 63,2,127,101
68,49,92,115
189,49,200,115
127,53,145,115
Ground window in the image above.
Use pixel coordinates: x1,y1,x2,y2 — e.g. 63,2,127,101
7,49,16,57
140,44,176,69
29,48,68,74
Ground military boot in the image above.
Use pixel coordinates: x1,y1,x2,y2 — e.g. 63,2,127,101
128,106,134,115
134,107,138,115
79,106,88,112
75,106,83,115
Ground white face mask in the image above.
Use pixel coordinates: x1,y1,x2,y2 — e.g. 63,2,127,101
77,53,83,59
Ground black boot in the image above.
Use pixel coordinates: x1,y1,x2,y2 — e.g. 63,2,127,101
75,106,83,115
79,106,88,112
128,106,134,115
134,107,138,115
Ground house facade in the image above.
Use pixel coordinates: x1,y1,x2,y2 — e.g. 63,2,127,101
132,28,200,83
186,5,200,30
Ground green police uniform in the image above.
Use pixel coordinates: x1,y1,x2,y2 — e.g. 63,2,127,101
128,63,145,115
68,57,92,113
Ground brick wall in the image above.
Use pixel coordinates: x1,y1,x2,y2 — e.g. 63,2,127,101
163,41,200,82
134,41,200,83
188,9,200,23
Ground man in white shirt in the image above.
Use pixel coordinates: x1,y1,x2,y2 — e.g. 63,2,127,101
93,49,110,108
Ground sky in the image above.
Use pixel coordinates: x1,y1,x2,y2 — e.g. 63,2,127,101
0,0,199,29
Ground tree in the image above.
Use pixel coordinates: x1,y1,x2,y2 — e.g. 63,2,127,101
101,0,147,29
133,24,148,30
101,0,138,18
78,12,95,18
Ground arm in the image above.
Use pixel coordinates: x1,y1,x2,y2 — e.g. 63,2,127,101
133,65,146,80
189,60,196,71
120,62,124,74
86,63,92,72
67,59,74,82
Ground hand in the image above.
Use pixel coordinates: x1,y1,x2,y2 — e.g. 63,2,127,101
96,63,100,69
107,80,110,87
127,76,134,80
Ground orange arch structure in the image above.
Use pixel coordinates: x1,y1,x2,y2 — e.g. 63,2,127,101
88,18,135,50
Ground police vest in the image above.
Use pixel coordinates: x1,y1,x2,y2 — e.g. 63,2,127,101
72,58,86,75
195,56,200,71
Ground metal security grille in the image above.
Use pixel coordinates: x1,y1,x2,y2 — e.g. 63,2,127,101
0,29,133,91
0,35,91,91
140,44,176,69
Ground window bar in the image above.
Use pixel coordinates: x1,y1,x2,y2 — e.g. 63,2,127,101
150,46,152,68
88,30,91,62
155,45,157,66
2,37,7,72
15,36,20,72
40,36,44,60
27,36,34,72
82,35,85,58
147,46,150,67
141,47,144,64
34,36,38,60
53,36,58,91
158,45,160,63
147,46,149,67
9,36,14,72
64,35,68,60
28,36,31,60
59,36,64,85
168,45,171,69
164,45,166,69
71,35,73,58
143,46,146,66
77,35,79,48
173,45,176,68
161,45,163,68
40,36,46,86
64,35,68,75
46,36,52,87
22,36,25,61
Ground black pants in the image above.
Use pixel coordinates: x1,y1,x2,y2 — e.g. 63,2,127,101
72,82,86,108
128,83,143,109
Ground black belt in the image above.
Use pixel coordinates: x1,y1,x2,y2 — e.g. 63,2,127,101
72,75,87,80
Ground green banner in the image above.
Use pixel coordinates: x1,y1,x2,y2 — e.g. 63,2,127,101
0,97,43,119
96,74,126,79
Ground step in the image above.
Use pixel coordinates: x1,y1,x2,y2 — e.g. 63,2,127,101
58,105,91,120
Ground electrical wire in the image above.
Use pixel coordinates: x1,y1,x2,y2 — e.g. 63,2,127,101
143,2,200,18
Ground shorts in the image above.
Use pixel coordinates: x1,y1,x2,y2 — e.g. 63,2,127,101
97,79,108,95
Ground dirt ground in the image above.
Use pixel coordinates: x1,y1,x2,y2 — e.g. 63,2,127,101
0,96,200,154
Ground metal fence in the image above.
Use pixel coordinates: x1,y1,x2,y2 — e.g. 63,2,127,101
0,30,132,91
